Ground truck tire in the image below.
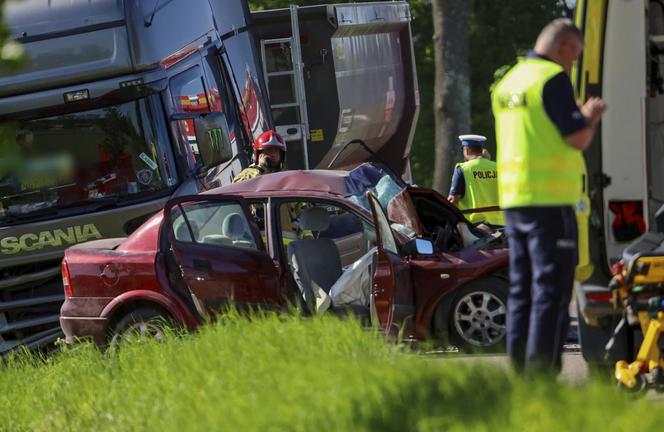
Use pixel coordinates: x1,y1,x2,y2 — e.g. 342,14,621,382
109,307,176,345
440,277,508,353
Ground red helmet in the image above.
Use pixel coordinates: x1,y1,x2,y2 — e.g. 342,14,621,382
253,130,286,163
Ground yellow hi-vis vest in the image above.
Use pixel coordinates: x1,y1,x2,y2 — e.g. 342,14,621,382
457,158,505,226
492,57,585,208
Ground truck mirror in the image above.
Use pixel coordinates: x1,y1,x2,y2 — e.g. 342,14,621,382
193,112,233,169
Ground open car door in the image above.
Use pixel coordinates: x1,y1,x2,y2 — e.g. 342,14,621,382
163,195,283,317
367,193,415,337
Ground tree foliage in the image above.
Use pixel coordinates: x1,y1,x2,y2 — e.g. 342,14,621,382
0,0,23,70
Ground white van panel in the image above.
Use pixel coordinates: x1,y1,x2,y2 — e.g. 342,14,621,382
601,0,648,259
647,3,664,217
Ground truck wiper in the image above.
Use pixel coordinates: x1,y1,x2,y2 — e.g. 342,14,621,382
78,196,122,212
1,206,59,224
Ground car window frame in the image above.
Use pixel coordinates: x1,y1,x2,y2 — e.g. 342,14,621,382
159,194,267,254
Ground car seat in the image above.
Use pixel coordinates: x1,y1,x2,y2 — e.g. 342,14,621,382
287,207,370,321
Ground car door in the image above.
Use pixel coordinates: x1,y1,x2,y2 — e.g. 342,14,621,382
367,193,415,337
163,195,283,316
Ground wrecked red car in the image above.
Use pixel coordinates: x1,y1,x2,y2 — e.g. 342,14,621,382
60,163,509,351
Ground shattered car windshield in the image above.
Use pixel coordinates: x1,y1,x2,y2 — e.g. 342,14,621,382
345,163,406,213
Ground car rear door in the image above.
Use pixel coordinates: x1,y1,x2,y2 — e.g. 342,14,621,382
367,193,415,337
163,195,283,316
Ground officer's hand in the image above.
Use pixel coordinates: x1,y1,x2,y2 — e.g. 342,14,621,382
581,97,607,126
258,153,272,170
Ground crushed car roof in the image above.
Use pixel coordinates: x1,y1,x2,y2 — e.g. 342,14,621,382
204,163,404,199
207,169,350,197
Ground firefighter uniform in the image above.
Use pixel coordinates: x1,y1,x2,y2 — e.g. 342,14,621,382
231,162,308,241
492,54,588,373
232,165,263,183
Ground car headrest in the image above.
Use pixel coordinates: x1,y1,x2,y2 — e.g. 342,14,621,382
222,213,246,239
299,207,330,232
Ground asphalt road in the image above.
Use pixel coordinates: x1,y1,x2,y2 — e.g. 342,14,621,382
416,300,602,387
425,302,590,385
432,348,589,385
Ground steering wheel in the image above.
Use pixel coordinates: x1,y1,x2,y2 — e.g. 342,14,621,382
433,224,454,251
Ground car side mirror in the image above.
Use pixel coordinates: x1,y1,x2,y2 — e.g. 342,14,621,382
193,112,233,170
415,238,434,255
403,237,435,256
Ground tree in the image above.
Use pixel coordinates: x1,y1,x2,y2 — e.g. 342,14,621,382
0,0,24,178
0,0,23,70
431,0,471,194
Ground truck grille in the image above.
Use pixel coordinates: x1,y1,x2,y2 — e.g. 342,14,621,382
0,260,64,354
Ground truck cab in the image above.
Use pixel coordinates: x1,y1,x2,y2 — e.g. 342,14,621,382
0,0,271,353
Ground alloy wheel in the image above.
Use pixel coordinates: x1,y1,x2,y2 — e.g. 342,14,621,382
453,291,506,347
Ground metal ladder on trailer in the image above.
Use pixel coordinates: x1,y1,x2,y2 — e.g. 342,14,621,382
259,5,310,169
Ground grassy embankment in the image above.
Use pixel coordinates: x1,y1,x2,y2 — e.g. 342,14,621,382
0,314,661,431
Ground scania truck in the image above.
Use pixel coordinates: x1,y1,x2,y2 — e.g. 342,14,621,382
0,0,419,354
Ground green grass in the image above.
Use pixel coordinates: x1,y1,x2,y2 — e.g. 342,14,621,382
0,314,661,431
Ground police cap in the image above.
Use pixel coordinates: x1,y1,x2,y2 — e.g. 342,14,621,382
459,134,487,147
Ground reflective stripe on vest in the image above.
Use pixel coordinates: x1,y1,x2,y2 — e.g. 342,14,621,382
492,57,584,208
457,158,505,225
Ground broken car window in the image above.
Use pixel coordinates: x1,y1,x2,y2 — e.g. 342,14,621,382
345,163,405,214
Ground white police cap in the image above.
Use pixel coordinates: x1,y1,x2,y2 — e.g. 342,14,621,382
459,134,486,146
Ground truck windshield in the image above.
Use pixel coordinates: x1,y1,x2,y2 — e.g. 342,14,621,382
0,97,173,223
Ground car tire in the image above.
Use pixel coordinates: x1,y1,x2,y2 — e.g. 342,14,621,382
109,307,176,346
446,277,508,353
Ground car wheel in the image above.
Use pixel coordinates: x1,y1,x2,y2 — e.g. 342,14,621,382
448,277,508,353
109,307,176,345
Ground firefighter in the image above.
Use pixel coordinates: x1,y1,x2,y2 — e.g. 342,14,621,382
492,18,607,375
231,130,307,241
447,134,505,226
232,130,286,183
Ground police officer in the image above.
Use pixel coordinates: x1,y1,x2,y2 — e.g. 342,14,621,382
232,130,286,183
447,134,505,226
492,18,607,374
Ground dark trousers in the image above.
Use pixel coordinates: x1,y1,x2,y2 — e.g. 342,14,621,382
504,206,578,374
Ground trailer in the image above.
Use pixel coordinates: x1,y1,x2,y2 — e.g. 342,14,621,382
0,0,418,354
251,3,419,176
